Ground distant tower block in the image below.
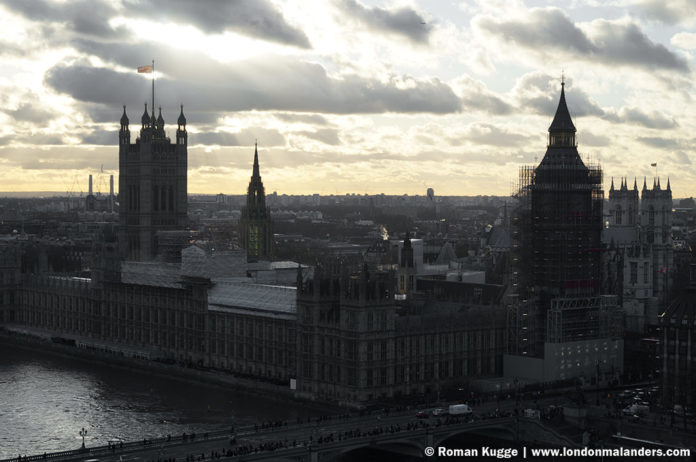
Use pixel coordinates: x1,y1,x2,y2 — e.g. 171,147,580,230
118,104,188,261
427,188,434,201
89,174,93,196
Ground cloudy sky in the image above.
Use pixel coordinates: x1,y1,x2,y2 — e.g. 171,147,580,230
1,0,695,197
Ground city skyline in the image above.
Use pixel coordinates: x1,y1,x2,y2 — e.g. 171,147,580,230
0,0,695,196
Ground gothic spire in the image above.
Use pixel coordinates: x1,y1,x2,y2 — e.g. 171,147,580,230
633,177,637,191
141,103,150,126
252,141,260,178
177,104,186,127
610,177,614,191
548,81,576,134
667,177,671,190
120,105,129,126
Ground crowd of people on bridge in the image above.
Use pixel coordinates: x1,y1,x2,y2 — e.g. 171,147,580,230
138,410,523,462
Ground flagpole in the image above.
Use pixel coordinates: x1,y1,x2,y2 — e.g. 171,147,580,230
151,59,155,123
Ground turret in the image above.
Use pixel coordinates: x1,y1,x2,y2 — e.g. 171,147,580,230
155,106,165,138
176,105,187,145
141,103,150,129
119,105,130,145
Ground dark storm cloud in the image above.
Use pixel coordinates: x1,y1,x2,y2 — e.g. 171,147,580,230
81,130,115,146
635,0,696,25
45,45,461,115
3,0,307,48
123,0,310,48
297,129,341,145
5,103,56,124
608,108,678,129
513,73,604,118
456,77,513,115
476,8,688,72
590,20,688,72
86,103,223,126
2,0,124,38
477,9,593,54
511,72,677,130
337,0,432,44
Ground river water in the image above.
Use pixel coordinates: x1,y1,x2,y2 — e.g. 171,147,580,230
0,341,328,458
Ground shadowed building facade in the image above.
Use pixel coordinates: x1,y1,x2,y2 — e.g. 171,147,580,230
604,177,673,333
661,264,696,409
240,144,273,262
295,262,506,403
506,82,622,383
118,104,188,261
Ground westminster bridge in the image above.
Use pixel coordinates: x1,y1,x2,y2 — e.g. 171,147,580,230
3,411,579,462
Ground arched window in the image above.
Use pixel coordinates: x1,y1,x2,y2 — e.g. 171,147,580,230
615,205,622,225
648,205,655,226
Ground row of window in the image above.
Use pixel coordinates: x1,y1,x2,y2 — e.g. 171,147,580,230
303,356,496,387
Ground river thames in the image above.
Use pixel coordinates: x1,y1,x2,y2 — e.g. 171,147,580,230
0,342,328,458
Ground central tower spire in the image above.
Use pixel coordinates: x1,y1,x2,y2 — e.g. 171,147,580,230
240,142,273,262
548,80,576,147
252,140,260,178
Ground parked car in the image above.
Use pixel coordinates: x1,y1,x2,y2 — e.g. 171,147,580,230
415,410,429,419
432,408,447,416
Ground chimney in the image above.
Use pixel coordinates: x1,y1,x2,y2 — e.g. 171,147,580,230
89,174,93,196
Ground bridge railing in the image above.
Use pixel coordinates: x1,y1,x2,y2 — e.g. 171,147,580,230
0,416,353,462
0,426,238,462
215,416,521,461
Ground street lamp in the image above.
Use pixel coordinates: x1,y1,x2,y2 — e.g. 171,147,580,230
79,427,87,449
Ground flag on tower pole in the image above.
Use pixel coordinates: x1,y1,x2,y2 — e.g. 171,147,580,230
137,61,155,121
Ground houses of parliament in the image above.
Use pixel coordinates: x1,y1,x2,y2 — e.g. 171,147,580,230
0,85,689,408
